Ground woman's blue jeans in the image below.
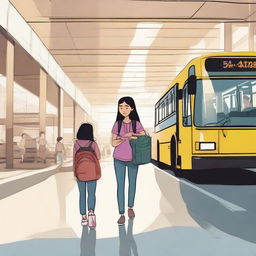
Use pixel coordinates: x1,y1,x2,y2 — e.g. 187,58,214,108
114,159,139,214
77,180,97,215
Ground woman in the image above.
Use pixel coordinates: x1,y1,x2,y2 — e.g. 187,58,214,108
111,96,145,225
73,123,101,227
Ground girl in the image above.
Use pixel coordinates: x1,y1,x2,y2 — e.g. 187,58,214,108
73,123,101,227
111,96,145,225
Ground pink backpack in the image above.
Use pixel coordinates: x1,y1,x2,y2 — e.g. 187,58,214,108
74,141,101,181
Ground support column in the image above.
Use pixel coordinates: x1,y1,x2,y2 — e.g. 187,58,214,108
6,40,14,169
249,1,256,51
224,23,232,52
39,68,47,133
58,88,64,137
73,101,76,139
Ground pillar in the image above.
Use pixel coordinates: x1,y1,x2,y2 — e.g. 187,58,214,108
5,40,14,169
39,68,47,133
58,88,64,137
224,23,232,52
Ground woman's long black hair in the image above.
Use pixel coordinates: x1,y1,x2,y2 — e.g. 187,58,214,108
115,96,140,122
76,123,95,141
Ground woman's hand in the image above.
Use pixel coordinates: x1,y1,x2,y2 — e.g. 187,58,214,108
123,132,134,138
112,134,125,147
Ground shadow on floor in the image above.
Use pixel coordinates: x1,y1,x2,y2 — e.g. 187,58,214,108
1,225,256,256
163,167,256,185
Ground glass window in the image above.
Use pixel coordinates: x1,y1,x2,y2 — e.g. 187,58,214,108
0,33,6,163
232,24,249,52
173,88,176,113
0,125,6,160
163,102,166,119
155,106,159,125
14,44,40,165
46,76,59,155
188,65,195,76
169,93,172,114
63,93,74,157
0,34,6,119
195,79,256,126
183,84,192,126
75,105,86,133
166,98,169,116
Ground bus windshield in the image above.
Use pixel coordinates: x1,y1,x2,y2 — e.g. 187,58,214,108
194,78,256,127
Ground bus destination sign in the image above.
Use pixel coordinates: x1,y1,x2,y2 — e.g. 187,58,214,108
205,58,256,72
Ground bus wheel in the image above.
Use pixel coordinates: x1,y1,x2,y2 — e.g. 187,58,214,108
157,140,160,167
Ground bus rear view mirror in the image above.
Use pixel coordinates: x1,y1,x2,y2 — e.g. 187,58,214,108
188,75,197,95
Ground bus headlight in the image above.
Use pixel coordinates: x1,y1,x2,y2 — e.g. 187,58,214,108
199,142,216,150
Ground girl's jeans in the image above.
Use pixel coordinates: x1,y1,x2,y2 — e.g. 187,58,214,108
77,180,97,215
114,159,139,214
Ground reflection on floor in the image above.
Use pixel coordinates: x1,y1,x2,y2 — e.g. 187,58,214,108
0,159,256,255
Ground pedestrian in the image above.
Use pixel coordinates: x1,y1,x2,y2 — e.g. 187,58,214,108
73,123,101,227
19,133,26,163
55,136,65,165
111,96,145,225
36,132,47,163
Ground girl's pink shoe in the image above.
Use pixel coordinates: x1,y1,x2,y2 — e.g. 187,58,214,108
88,212,96,228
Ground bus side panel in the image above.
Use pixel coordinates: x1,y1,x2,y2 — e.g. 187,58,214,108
159,125,176,165
152,125,176,166
177,100,193,169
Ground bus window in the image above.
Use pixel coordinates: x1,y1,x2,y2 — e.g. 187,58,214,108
173,88,176,113
159,103,162,121
169,93,173,114
188,65,195,77
162,102,166,119
155,106,159,125
183,84,192,126
160,102,165,121
195,79,256,127
166,98,169,116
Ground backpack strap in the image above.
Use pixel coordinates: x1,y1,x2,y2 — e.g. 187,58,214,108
76,140,93,150
88,141,93,149
118,120,122,136
132,120,136,133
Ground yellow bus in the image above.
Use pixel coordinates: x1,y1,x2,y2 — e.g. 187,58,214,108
152,52,256,174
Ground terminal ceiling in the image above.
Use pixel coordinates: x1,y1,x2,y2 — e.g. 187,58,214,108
10,0,256,133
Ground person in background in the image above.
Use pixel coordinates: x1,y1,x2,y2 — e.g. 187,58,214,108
55,136,65,165
19,133,26,163
37,131,48,163
243,95,252,110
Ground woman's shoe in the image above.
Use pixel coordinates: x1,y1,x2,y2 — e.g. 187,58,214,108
117,215,125,225
88,212,96,228
81,218,88,226
128,208,135,219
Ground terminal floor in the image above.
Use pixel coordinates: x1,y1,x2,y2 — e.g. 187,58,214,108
1,159,256,255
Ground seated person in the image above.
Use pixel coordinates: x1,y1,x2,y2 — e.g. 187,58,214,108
242,95,252,111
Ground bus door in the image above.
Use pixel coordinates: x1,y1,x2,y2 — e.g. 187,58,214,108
178,83,193,169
